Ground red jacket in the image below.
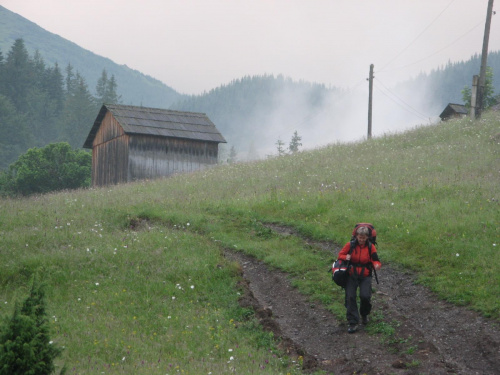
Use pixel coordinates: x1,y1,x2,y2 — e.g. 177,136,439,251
338,241,381,277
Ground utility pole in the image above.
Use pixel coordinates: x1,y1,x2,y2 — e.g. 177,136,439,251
367,64,374,139
475,0,494,119
470,75,479,119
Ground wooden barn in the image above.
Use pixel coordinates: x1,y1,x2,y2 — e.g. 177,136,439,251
439,103,468,121
83,104,226,186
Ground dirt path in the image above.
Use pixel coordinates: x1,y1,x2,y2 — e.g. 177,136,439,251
225,225,500,375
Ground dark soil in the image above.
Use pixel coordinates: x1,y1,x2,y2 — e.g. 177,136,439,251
224,224,500,375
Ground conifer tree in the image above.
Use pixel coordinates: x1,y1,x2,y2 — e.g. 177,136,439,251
96,69,121,104
64,64,75,96
3,39,33,110
276,138,286,156
0,51,4,93
0,275,64,374
46,63,65,113
0,95,30,170
95,69,108,104
58,73,98,148
105,74,121,104
288,131,302,153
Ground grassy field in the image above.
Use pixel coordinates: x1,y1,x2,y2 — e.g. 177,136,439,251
0,112,498,374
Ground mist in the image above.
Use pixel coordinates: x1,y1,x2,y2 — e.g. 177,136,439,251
219,77,440,162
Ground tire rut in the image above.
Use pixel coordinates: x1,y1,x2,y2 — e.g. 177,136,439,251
225,224,500,375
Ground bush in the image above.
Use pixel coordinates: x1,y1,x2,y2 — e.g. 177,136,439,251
1,142,91,196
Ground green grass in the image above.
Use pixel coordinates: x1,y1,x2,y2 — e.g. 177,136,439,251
0,112,499,373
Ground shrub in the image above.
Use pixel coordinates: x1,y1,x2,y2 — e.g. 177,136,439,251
1,142,91,196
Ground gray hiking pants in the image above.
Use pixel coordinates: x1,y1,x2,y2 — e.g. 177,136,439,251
345,275,372,325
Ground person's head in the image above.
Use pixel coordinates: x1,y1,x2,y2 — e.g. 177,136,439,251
356,226,369,245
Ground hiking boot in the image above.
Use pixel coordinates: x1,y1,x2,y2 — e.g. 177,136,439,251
361,315,369,325
348,324,357,334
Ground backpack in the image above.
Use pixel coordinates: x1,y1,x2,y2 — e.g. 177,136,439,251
332,256,351,288
332,223,379,287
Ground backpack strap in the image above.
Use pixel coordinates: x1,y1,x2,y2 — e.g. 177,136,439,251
349,241,376,280
367,241,379,284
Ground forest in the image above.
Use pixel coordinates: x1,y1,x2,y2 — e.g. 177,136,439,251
0,39,120,171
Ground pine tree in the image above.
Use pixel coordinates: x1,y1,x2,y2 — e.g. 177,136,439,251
288,131,302,153
57,73,98,148
64,64,75,96
0,51,4,94
0,95,31,169
3,39,34,110
95,70,121,104
31,50,46,89
276,138,286,156
45,63,65,113
95,69,108,105
105,74,121,104
0,275,64,374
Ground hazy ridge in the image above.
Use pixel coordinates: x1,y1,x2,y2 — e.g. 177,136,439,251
0,5,183,108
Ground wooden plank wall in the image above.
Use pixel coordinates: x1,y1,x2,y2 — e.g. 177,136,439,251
128,136,218,180
90,111,220,186
91,112,129,186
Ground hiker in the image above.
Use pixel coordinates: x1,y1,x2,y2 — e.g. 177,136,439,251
337,225,381,333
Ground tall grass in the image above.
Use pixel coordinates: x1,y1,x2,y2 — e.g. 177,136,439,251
0,111,498,373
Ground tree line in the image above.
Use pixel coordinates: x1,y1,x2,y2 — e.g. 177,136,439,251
0,38,121,171
0,38,123,196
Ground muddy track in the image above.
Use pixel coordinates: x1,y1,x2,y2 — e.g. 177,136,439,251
224,225,500,375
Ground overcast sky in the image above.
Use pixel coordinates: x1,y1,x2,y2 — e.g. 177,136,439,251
1,0,499,95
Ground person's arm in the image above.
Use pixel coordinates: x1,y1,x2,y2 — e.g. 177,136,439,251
370,245,382,270
337,242,351,261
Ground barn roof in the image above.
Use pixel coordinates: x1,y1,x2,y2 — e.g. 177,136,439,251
439,103,468,120
83,104,226,148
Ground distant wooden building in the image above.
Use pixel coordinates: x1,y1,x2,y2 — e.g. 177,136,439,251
439,103,468,121
83,104,226,186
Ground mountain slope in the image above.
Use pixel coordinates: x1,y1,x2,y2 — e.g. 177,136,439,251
0,5,183,108
0,111,498,373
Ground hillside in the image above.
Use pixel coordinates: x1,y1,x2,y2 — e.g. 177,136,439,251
0,5,183,108
0,112,498,373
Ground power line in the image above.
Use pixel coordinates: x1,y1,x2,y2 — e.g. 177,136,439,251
379,0,458,73
374,77,430,121
380,20,484,73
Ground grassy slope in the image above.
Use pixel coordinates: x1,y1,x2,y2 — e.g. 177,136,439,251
0,112,498,374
